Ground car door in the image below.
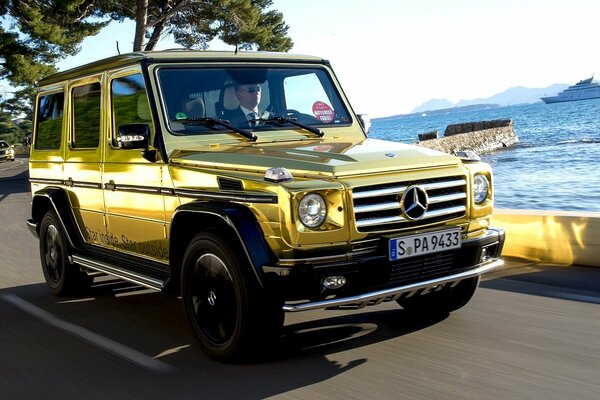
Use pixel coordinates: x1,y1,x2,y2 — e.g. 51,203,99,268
102,68,168,261
63,76,107,247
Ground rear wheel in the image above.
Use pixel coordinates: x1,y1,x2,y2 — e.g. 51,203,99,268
181,232,283,362
397,277,480,315
39,211,92,295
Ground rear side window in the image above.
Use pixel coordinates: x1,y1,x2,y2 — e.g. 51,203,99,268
35,92,64,149
72,82,101,148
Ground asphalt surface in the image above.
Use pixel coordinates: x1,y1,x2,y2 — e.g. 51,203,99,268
1,157,599,400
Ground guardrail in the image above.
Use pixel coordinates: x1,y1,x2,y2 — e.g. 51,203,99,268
491,209,600,267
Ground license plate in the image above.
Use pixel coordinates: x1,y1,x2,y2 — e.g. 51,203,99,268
389,228,461,261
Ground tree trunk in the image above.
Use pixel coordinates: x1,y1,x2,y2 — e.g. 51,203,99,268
144,18,167,51
133,0,149,51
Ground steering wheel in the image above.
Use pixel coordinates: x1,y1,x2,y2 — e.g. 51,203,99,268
284,109,321,124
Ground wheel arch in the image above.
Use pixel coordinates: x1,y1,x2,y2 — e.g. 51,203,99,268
169,201,276,294
30,187,85,250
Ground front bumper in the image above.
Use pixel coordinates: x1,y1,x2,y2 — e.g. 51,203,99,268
0,150,14,161
283,258,503,311
263,227,505,312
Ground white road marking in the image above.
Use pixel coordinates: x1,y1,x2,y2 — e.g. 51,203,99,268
2,293,174,373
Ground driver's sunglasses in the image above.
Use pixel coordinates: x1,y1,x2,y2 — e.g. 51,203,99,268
238,86,261,93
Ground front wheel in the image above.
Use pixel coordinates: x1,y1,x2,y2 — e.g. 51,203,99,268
397,276,480,315
39,211,92,295
181,232,283,361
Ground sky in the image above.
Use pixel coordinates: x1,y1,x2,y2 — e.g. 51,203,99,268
46,0,600,117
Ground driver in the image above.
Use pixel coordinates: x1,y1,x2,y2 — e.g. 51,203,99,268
224,84,266,126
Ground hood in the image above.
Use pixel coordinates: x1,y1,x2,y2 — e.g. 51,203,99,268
170,138,460,177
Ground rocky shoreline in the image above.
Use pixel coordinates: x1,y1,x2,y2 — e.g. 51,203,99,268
416,119,519,154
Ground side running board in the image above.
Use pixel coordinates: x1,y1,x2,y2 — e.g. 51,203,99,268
71,254,167,292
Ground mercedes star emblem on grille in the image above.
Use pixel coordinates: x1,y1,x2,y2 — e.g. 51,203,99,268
401,186,428,220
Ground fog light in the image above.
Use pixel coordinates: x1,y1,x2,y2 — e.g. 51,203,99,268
480,247,489,262
480,244,497,263
322,276,347,290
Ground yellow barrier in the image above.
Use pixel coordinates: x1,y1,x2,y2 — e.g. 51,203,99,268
491,209,600,267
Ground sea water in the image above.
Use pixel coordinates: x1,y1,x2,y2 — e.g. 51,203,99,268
370,99,600,212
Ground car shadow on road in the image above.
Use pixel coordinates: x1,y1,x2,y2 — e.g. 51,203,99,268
0,167,30,201
481,258,600,304
0,280,447,399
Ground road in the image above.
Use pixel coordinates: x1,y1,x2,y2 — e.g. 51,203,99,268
1,157,599,400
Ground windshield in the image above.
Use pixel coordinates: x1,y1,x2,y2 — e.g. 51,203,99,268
155,66,352,141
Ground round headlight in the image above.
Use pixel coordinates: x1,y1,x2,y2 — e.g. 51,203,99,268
298,193,327,228
473,175,490,204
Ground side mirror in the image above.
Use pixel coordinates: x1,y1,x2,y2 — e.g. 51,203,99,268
357,114,371,134
116,124,150,149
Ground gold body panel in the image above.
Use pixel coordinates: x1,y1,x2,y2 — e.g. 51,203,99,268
30,51,496,268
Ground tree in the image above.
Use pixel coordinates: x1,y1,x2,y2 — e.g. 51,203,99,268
1,1,111,117
0,0,293,117
0,1,110,87
0,110,28,144
110,0,293,52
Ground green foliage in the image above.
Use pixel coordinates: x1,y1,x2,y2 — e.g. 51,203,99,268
111,0,293,52
1,85,37,119
0,111,30,145
1,1,110,86
1,1,111,118
0,0,293,120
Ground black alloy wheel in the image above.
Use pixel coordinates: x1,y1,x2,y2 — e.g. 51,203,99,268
181,232,283,362
39,211,92,295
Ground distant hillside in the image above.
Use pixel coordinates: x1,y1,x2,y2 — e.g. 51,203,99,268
412,99,454,113
375,104,500,121
410,83,569,114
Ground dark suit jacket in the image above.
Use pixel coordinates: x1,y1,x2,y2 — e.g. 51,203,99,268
222,107,251,127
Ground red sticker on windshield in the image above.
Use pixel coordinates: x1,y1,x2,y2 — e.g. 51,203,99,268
312,101,335,123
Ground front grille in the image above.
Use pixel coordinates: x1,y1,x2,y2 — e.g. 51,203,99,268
389,251,460,285
352,175,467,233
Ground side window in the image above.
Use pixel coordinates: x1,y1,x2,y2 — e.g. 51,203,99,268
111,73,154,146
72,82,101,148
35,92,64,149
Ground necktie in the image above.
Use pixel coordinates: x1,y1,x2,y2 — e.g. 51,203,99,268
247,112,257,126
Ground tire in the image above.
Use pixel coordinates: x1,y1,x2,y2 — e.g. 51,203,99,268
181,232,283,362
397,276,480,315
39,211,92,295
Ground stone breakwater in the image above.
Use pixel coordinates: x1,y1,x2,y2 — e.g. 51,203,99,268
417,119,519,154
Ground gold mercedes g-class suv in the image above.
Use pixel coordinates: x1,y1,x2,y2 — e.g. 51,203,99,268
28,50,504,361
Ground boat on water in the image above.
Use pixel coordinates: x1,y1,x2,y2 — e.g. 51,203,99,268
541,76,600,104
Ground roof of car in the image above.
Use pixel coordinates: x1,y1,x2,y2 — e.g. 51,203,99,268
38,50,328,86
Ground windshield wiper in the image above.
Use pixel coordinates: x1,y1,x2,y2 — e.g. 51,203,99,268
177,117,257,141
258,116,324,137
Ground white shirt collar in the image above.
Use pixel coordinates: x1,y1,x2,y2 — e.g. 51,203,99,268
240,105,258,117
